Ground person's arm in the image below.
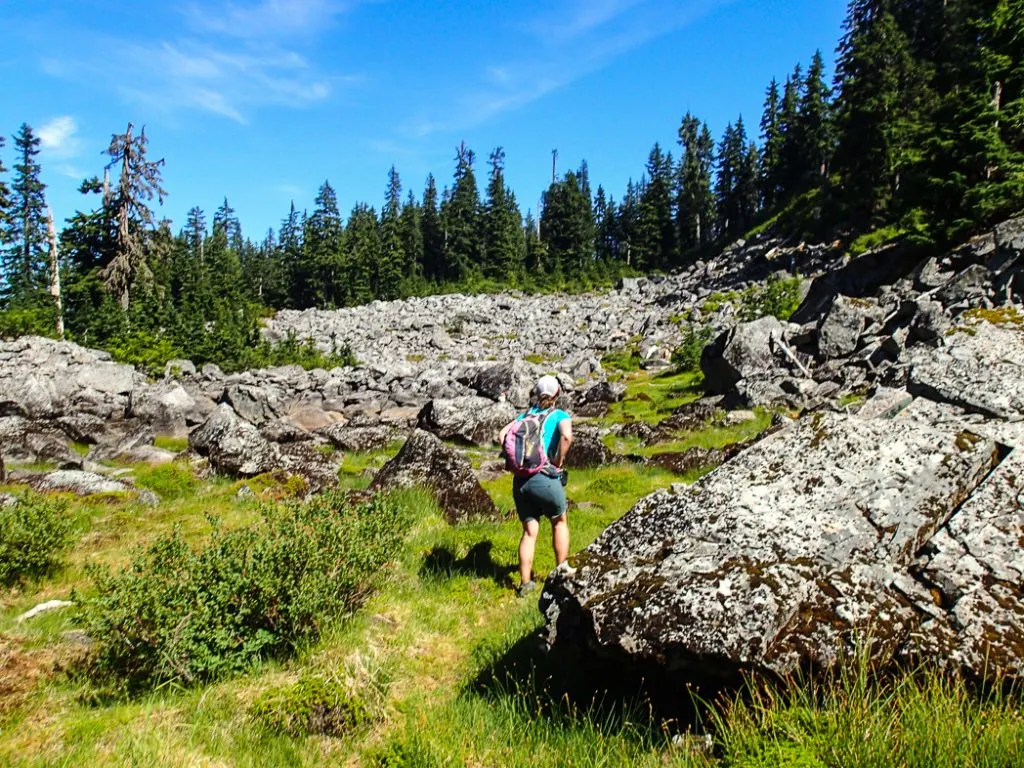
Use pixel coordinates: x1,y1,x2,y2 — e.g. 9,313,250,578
552,418,573,468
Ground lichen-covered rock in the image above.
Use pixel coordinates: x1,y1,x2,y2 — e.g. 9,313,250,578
188,404,283,477
370,429,500,523
908,321,1024,419
563,426,615,469
416,396,516,446
541,411,1009,683
701,316,794,396
318,424,399,452
30,470,133,497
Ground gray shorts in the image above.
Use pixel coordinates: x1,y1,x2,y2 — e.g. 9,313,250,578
513,472,567,523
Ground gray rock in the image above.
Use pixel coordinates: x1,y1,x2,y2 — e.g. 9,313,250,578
817,295,884,359
701,316,791,395
189,404,283,477
541,411,1005,682
223,384,284,426
31,470,134,496
908,322,1024,419
469,361,535,407
318,424,399,452
126,381,196,437
417,396,516,446
908,298,950,343
370,429,500,523
16,600,75,624
563,426,615,469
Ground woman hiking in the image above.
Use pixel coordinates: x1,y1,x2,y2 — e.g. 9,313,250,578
498,375,575,596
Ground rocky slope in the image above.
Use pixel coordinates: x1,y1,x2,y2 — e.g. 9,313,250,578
2,217,1024,684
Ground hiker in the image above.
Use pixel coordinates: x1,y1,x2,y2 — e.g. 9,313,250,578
498,374,574,596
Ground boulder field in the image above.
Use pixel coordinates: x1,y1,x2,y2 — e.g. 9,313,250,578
2,216,1024,683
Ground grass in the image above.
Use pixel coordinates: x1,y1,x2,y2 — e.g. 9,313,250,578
594,369,704,426
0,370,1019,766
152,436,189,453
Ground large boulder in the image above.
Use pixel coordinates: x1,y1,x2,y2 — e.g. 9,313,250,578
416,396,516,446
30,470,134,497
908,322,1024,419
188,404,283,477
563,426,615,469
541,409,1021,684
370,429,500,523
126,381,197,437
318,424,399,452
816,295,885,359
700,316,793,396
468,362,535,408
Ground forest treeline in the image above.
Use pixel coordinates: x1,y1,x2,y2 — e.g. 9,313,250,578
0,0,1020,373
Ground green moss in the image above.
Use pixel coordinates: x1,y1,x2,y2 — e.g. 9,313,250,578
962,306,1024,327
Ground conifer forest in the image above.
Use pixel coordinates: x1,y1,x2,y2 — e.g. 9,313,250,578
0,0,1021,373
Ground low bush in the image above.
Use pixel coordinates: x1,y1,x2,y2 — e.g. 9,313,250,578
250,658,389,738
77,492,410,692
0,494,75,587
670,325,714,373
132,462,199,501
740,275,804,322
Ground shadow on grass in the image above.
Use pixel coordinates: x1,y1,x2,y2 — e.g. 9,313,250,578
467,619,734,739
420,541,517,588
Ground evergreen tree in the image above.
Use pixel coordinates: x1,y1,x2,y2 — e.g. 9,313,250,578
716,117,758,237
637,143,676,270
102,123,166,310
760,78,784,208
278,202,304,308
833,0,930,222
523,211,548,274
213,197,243,252
482,147,525,281
540,168,595,277
378,166,406,300
303,181,344,307
796,50,834,185
2,124,49,308
440,142,481,281
778,65,804,199
594,185,619,264
420,174,444,282
618,181,641,267
343,203,378,305
0,137,10,253
184,206,206,264
676,113,717,255
918,0,1024,236
399,190,424,290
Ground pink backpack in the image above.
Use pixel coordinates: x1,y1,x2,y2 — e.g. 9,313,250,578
503,408,554,477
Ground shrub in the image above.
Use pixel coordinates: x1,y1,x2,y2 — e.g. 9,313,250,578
670,325,714,373
77,492,410,691
0,494,75,586
740,275,804,322
250,659,389,738
132,462,199,501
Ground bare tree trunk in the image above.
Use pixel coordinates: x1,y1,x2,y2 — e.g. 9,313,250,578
551,149,558,185
994,80,1003,130
46,206,64,340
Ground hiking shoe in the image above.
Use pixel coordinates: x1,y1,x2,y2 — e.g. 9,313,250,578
554,561,577,577
516,580,538,597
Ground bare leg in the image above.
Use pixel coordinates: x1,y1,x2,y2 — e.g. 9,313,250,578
552,514,569,565
519,518,540,584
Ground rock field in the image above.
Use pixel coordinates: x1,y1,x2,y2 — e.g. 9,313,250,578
2,216,1024,685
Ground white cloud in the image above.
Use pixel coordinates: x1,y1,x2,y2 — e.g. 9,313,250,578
406,0,735,137
38,115,81,158
182,0,365,40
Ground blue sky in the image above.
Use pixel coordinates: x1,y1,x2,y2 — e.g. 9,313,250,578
2,0,847,239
